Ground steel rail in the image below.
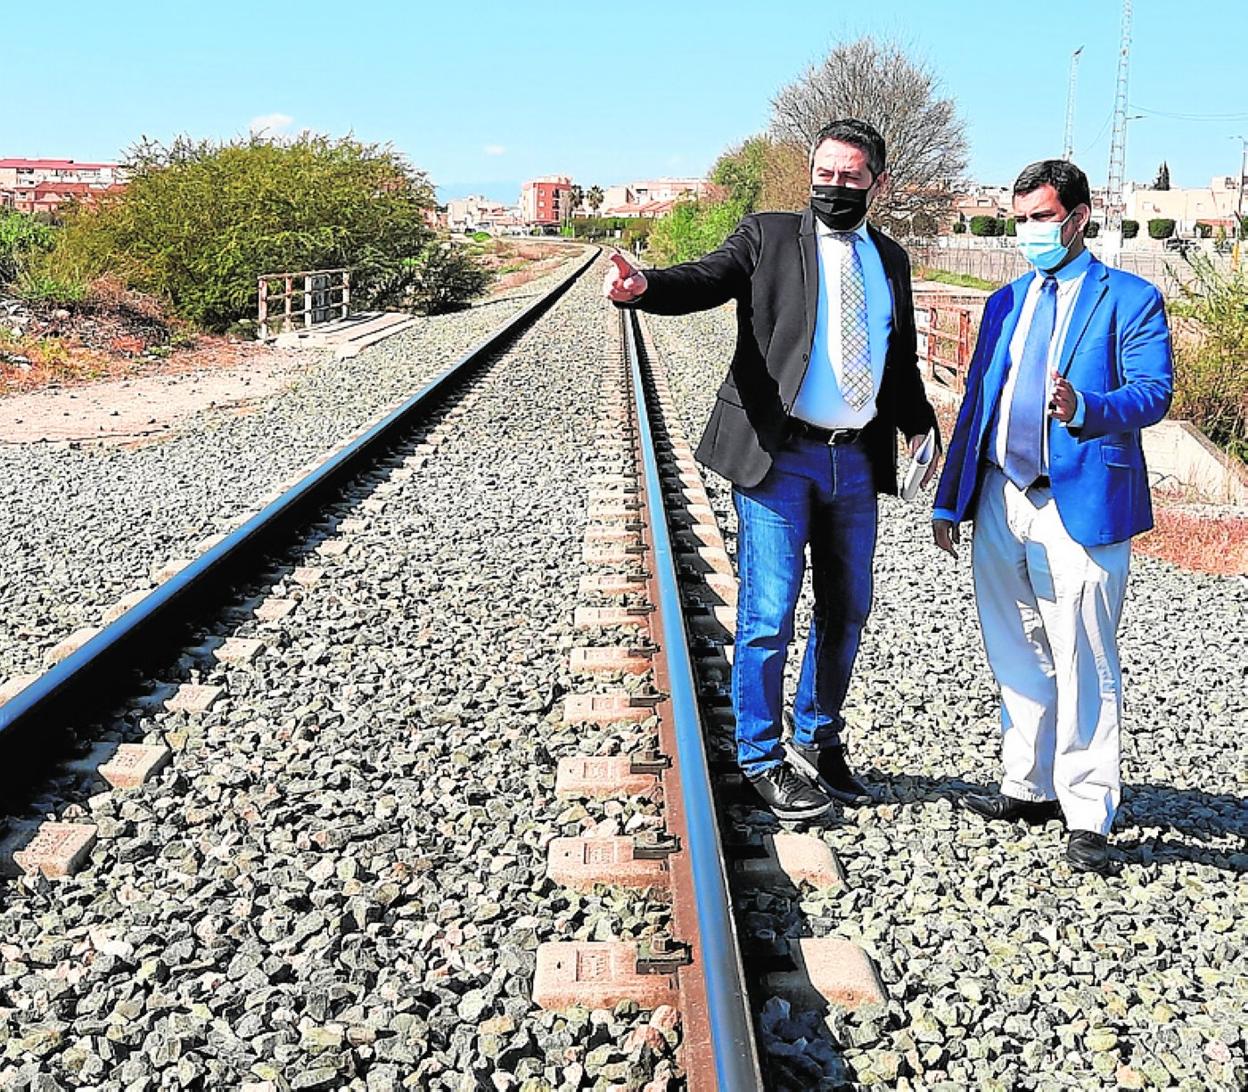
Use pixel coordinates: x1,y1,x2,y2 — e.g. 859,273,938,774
623,310,763,1090
0,247,599,764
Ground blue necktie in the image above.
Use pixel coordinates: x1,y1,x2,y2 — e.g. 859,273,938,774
1003,276,1058,489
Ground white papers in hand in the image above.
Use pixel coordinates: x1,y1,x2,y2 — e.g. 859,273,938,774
900,428,937,501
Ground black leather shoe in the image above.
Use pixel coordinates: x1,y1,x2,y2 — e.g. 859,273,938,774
963,793,1063,824
748,764,834,822
785,741,873,805
1067,831,1121,876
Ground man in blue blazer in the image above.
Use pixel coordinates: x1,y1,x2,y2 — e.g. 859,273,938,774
932,159,1172,876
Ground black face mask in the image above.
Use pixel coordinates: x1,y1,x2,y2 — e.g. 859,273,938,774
810,182,873,232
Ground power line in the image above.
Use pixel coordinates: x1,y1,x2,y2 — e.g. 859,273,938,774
1129,104,1248,123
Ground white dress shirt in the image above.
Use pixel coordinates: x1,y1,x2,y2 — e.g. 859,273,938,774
987,247,1092,471
792,220,893,429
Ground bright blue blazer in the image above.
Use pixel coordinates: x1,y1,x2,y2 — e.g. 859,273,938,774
933,255,1173,547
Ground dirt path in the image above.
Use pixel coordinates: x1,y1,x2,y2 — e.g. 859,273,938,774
0,349,312,445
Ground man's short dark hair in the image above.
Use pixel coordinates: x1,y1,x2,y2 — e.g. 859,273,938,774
1013,160,1092,213
809,119,887,177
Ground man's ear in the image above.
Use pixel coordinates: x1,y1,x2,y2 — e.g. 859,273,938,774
873,171,891,201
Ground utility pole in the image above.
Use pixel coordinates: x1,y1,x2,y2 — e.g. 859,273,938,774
1234,136,1247,270
1062,46,1083,162
1237,136,1247,228
1103,0,1133,267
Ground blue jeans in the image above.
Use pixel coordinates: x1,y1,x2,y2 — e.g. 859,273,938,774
732,435,878,776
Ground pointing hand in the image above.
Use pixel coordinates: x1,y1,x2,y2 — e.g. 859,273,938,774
603,251,648,302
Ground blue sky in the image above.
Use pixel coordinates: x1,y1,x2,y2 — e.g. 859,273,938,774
5,0,1246,204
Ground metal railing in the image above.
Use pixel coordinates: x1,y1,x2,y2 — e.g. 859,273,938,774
916,303,975,394
258,268,351,340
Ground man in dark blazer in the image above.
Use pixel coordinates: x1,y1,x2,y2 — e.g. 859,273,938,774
606,118,940,821
933,159,1173,875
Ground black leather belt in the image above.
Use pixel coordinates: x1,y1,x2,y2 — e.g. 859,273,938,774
790,419,863,446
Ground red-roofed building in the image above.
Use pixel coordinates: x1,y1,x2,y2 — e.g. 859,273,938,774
0,158,123,214
7,181,126,215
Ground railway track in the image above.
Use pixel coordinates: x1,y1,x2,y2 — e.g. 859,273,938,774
3,250,882,1090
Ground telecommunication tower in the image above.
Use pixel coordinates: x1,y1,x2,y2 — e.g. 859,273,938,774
1105,0,1133,233
1062,47,1083,161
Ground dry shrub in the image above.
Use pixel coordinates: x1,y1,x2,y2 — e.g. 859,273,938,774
82,273,167,323
1135,507,1248,575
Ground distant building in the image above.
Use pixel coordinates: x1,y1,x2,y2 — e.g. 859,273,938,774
597,177,722,219
1126,175,1244,233
6,180,126,215
0,158,120,188
447,195,520,233
521,175,572,227
0,158,123,214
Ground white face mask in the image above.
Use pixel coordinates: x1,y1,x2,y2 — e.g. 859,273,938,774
1015,211,1075,271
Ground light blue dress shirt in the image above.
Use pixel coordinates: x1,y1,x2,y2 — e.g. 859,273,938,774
985,247,1092,470
791,220,893,429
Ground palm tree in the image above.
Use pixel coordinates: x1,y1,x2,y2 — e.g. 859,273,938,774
569,184,584,217
587,185,604,214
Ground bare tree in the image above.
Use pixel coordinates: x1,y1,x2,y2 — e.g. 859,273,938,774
769,36,967,236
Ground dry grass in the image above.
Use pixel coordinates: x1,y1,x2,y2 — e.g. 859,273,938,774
1134,507,1248,576
0,335,117,394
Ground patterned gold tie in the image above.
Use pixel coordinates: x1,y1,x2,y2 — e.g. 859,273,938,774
835,232,873,410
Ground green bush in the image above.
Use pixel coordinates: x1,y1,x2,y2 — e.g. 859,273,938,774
0,210,56,285
1148,218,1176,240
403,242,491,314
30,133,439,331
646,199,747,266
1004,217,1016,237
1084,221,1101,238
952,221,967,235
1171,253,1248,461
567,216,638,240
710,136,770,212
1122,219,1140,239
969,215,1002,237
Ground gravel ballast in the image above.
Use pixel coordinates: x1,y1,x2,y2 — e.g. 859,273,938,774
646,303,1248,1091
0,254,589,679
0,261,680,1090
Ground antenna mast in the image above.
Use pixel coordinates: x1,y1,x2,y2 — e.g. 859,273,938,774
1062,47,1083,161
1105,0,1133,236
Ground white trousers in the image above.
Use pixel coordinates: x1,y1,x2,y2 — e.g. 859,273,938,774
971,467,1130,835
